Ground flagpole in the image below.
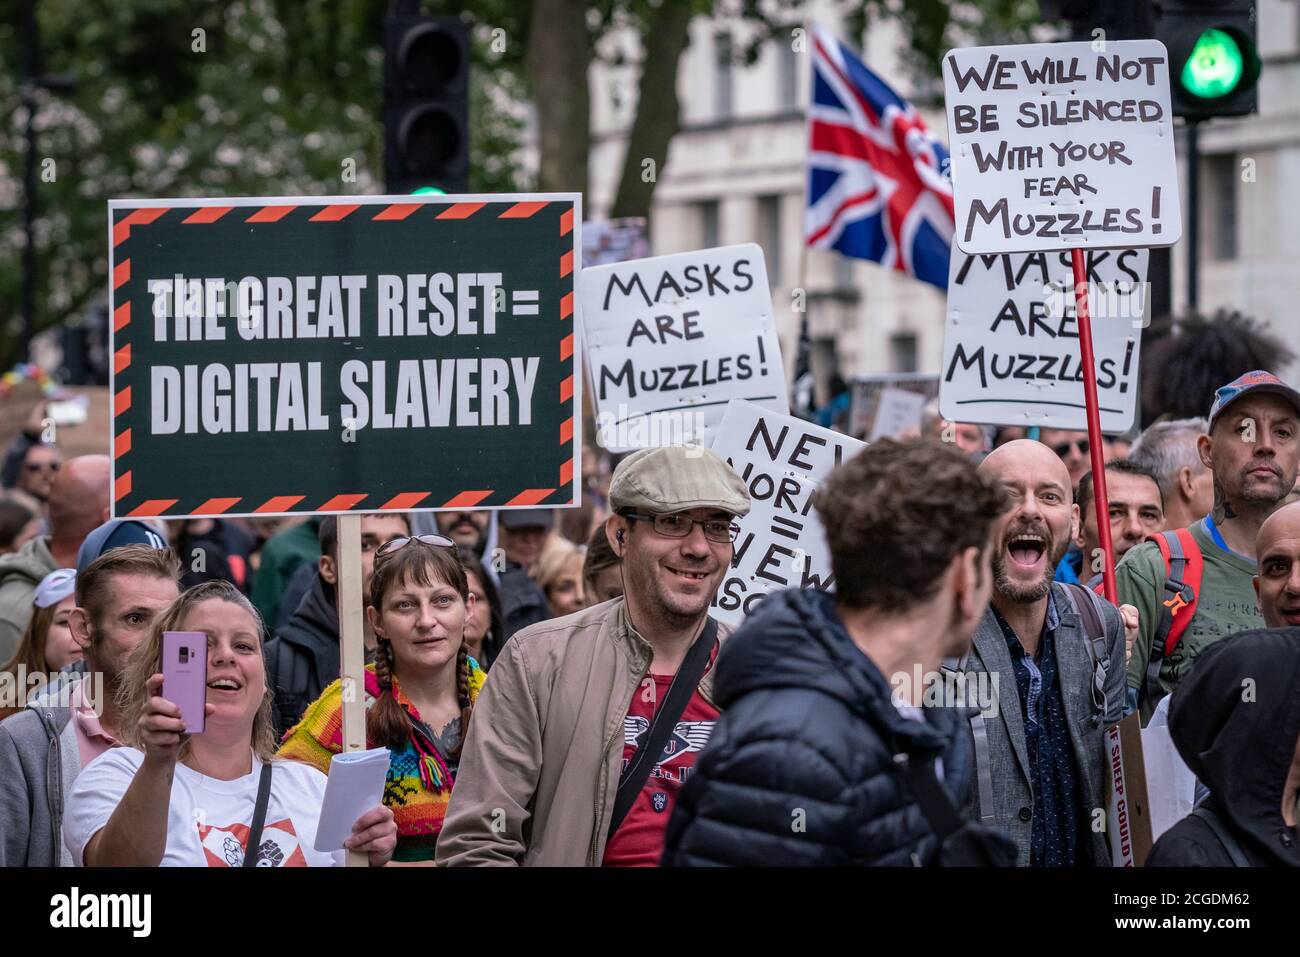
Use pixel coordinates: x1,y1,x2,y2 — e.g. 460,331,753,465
795,21,815,415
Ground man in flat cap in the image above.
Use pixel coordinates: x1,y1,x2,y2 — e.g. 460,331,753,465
438,445,750,866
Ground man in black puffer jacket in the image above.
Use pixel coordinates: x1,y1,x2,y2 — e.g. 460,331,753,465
664,438,1017,866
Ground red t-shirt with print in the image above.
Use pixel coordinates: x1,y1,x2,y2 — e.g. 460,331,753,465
602,648,720,867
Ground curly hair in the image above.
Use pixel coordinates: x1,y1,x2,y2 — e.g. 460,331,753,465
814,438,1009,612
1141,310,1294,424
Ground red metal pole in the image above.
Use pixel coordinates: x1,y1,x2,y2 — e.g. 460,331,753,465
1072,247,1117,604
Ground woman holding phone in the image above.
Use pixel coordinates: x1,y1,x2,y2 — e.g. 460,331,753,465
278,534,485,863
63,580,396,867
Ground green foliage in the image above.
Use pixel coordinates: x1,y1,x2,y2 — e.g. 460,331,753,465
844,0,1049,102
0,0,529,368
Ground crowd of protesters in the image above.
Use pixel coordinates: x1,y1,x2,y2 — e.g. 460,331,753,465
1,336,1299,868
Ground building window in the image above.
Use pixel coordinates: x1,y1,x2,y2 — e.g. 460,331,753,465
1206,152,1238,261
758,195,782,286
777,33,799,109
714,32,733,121
890,333,918,373
699,200,720,248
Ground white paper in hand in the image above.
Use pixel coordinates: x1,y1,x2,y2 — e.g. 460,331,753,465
313,747,391,852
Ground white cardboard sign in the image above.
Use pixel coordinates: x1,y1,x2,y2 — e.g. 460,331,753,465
940,247,1146,432
579,244,788,451
709,400,864,628
943,40,1181,254
868,387,928,441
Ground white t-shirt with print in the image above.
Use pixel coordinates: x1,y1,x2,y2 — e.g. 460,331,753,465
64,747,344,867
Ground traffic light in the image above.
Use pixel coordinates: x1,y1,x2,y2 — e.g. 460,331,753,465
384,15,469,194
1152,0,1260,119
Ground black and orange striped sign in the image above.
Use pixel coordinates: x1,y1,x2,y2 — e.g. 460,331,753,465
108,194,581,519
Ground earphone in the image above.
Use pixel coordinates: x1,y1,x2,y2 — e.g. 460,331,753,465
615,528,625,554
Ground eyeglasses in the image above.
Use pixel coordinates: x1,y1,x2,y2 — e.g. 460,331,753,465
376,534,456,558
625,512,740,544
1052,439,1089,458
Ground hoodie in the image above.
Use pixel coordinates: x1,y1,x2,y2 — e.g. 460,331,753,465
663,588,1012,866
0,704,81,866
264,572,342,739
0,535,57,663
1147,628,1300,867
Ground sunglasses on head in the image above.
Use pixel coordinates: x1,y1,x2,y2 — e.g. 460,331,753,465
376,534,456,558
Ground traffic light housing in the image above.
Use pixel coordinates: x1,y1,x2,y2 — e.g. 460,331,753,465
1152,0,1260,119
384,15,469,194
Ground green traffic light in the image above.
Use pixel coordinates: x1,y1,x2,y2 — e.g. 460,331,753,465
411,186,446,196
1181,28,1246,99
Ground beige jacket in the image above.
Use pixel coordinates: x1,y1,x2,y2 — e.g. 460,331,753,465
436,597,727,866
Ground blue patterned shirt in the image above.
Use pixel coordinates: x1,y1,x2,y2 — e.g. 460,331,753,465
992,590,1087,867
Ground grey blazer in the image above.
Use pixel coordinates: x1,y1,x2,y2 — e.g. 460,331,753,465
956,582,1126,867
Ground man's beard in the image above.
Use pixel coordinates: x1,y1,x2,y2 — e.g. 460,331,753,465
625,553,715,629
991,527,1069,604
1234,462,1289,506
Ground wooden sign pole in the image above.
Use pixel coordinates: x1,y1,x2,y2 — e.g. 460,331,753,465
336,512,368,868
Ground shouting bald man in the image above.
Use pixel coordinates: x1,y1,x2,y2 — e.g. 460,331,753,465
951,440,1126,867
1254,501,1300,628
0,455,110,660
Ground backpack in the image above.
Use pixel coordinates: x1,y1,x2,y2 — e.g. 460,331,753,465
1138,529,1203,710
946,583,1114,826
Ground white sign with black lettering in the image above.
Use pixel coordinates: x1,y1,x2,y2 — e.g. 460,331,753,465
709,400,864,629
579,244,788,452
943,40,1181,254
940,248,1146,432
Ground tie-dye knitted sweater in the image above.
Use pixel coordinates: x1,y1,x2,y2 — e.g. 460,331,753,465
276,661,485,862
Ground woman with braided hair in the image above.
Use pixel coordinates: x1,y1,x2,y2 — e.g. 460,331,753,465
278,534,485,863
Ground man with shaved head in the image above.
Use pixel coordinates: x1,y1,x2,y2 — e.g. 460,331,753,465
1120,372,1300,723
0,455,110,660
1254,501,1300,628
952,440,1126,866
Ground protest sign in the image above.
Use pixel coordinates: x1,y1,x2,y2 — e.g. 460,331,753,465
848,373,939,439
108,194,581,518
709,400,864,628
579,244,788,451
940,247,1146,432
1104,713,1155,867
868,387,928,441
943,40,1181,254
583,218,649,268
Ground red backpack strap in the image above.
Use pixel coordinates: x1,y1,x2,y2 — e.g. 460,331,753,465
1139,530,1202,710
1168,528,1203,654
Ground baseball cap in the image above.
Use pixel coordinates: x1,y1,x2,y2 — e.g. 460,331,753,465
33,568,76,608
609,446,750,517
1207,370,1300,432
76,519,169,575
498,508,555,530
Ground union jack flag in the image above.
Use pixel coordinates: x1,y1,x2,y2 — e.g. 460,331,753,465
805,27,954,289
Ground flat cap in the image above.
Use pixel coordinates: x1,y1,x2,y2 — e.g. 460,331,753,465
609,446,750,517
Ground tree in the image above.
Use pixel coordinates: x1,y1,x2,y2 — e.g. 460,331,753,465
0,0,530,370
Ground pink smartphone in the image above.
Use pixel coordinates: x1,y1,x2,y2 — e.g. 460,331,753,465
162,631,207,734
